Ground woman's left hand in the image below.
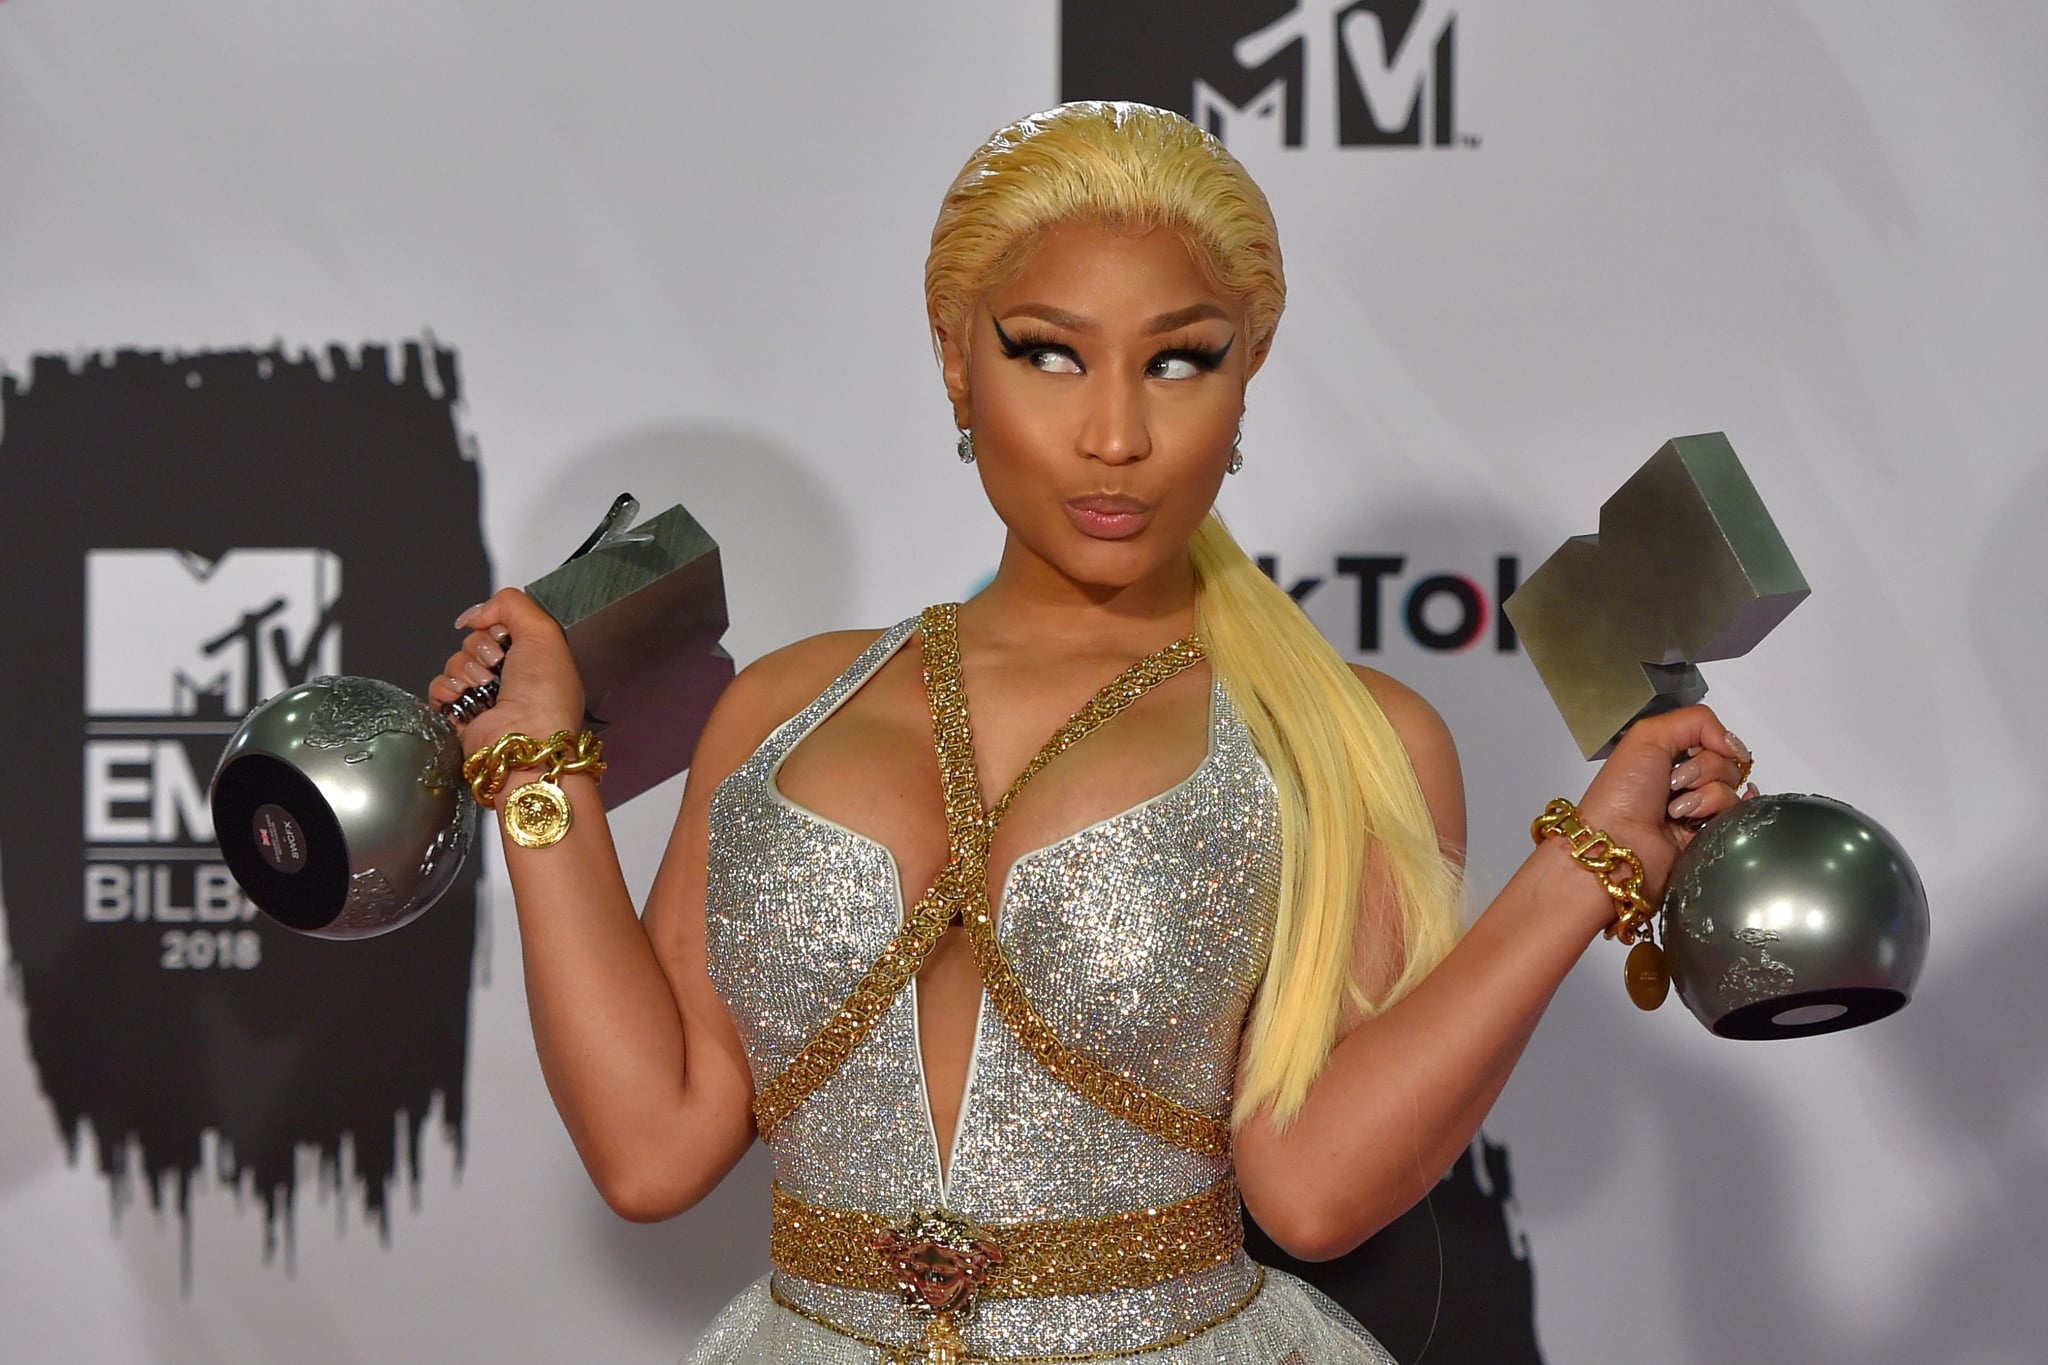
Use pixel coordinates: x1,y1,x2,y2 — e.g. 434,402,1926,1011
1573,705,1755,900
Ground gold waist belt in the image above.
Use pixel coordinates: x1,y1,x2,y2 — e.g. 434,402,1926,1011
770,1177,1244,1306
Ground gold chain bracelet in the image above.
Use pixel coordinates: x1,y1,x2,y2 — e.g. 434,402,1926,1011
1530,797,1656,943
461,730,605,849
1531,797,1671,1010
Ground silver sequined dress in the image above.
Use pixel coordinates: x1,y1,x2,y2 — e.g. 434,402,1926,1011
694,616,1397,1363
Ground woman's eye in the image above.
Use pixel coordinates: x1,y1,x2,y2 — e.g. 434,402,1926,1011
1147,343,1231,380
992,318,1083,373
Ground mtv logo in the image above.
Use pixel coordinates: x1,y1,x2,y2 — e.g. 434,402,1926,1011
86,548,341,718
1063,0,1459,151
1192,78,1292,157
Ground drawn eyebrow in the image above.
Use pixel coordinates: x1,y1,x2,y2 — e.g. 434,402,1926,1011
1000,304,1095,332
995,302,1231,335
1144,303,1230,333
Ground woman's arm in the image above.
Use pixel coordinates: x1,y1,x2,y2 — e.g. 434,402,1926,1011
488,701,757,1224
430,589,870,1221
1234,666,1748,1260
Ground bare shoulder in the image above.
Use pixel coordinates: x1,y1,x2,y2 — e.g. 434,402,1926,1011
1348,663,1465,842
1348,665,1453,759
687,626,896,788
736,628,893,711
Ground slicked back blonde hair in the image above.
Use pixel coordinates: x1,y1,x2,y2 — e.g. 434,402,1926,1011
926,102,1461,1130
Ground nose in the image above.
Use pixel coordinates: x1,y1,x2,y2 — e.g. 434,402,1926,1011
1076,374,1151,465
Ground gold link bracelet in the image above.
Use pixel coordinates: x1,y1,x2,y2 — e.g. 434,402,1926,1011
461,729,605,849
462,729,604,808
1530,797,1657,945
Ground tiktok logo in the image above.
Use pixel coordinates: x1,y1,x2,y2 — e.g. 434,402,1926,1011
1259,552,1522,653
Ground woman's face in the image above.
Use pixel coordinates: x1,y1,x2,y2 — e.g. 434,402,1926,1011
941,222,1264,597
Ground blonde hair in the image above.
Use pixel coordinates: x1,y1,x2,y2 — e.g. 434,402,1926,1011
926,102,1461,1129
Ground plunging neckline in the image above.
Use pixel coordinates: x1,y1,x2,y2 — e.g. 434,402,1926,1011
763,616,1222,938
760,612,1220,1190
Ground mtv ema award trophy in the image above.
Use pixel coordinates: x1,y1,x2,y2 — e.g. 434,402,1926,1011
209,495,734,939
1504,434,1929,1038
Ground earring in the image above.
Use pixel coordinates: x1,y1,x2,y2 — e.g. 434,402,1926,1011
956,428,976,464
1226,431,1244,476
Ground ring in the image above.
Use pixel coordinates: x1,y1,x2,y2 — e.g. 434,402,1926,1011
1734,754,1754,787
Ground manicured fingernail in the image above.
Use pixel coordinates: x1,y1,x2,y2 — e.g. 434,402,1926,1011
1669,791,1702,819
1670,759,1702,791
474,639,504,667
462,659,494,687
453,604,482,628
1725,731,1752,764
488,626,511,646
1741,782,1759,800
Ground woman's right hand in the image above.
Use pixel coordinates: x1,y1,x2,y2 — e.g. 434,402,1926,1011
427,586,587,758
1572,703,1753,907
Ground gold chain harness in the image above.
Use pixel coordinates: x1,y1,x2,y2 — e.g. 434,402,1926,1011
752,603,1223,1152
755,604,1251,1361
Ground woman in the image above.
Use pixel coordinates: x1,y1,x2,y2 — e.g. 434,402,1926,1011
432,102,1752,1363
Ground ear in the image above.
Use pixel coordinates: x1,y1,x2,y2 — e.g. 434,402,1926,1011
936,314,973,430
1241,330,1273,386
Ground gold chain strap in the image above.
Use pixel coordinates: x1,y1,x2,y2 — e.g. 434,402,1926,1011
959,911,1231,1155
751,886,961,1136
767,1266,1267,1364
922,604,1228,1156
751,606,1211,1143
1530,796,1657,945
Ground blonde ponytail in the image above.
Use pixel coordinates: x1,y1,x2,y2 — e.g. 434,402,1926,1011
928,102,1462,1131
1193,514,1462,1129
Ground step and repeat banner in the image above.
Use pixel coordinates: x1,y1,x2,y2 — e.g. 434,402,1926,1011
1,3,2041,1362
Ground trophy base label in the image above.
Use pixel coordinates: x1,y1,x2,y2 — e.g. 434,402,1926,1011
252,804,308,874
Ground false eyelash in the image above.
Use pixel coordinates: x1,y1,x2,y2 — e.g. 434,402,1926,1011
990,317,1237,373
991,317,1076,364
1152,335,1236,373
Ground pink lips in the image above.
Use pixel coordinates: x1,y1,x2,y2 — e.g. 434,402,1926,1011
1064,495,1154,540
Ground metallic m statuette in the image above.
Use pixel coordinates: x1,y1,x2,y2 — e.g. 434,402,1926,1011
1502,432,1810,759
210,495,734,938
1504,434,1926,1040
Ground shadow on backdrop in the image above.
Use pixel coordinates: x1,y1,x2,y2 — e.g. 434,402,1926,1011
513,425,852,1330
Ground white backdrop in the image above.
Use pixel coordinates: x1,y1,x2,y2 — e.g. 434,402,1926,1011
2,2,2044,1361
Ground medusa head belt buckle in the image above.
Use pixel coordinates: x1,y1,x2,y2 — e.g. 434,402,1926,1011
874,1206,1005,1316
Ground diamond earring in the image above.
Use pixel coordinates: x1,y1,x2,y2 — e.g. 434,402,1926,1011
956,428,976,464
1225,433,1244,476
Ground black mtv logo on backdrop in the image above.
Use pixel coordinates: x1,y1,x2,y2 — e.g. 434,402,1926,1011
1062,0,1465,151
0,342,490,1276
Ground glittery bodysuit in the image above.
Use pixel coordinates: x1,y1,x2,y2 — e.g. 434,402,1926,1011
692,610,1397,1364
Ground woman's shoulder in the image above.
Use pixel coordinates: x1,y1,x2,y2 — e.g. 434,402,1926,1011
1345,663,1463,820
738,626,901,710
690,625,902,781
1345,663,1449,746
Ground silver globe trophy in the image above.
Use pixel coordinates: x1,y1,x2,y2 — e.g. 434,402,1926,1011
1504,434,1930,1038
210,495,734,939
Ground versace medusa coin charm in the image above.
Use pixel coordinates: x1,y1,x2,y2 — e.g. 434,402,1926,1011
502,775,573,848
